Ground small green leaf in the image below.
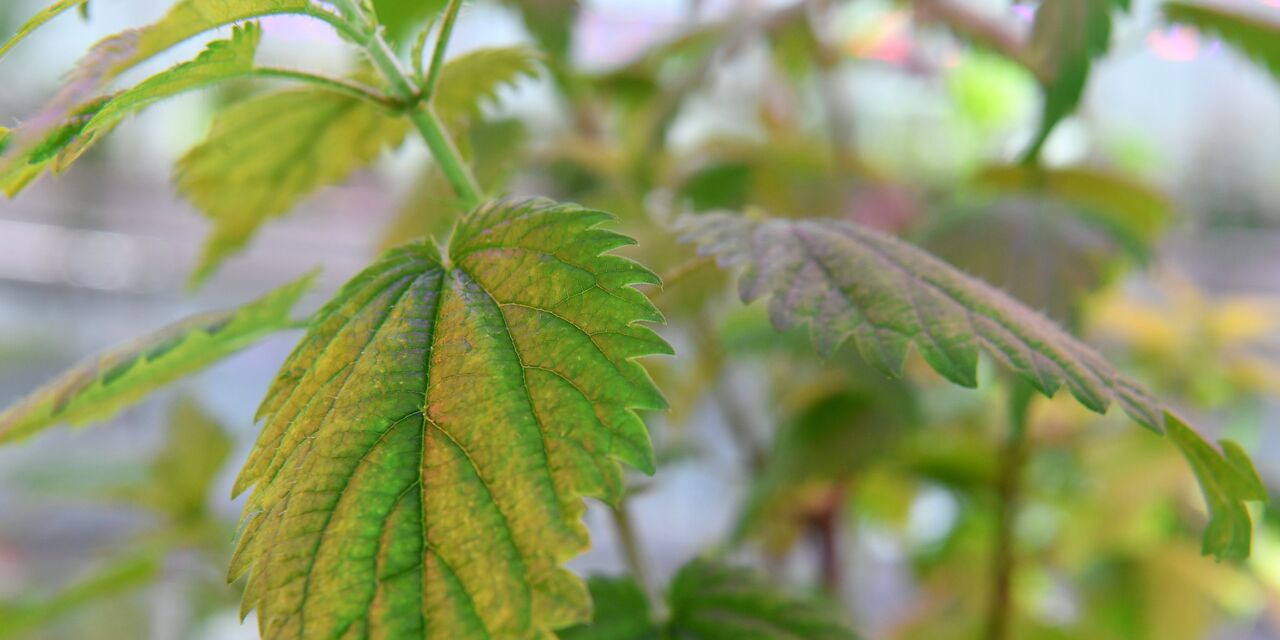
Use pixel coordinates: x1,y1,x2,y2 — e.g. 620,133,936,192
1025,0,1123,158
679,213,1163,429
372,0,447,51
176,90,408,283
1165,1,1280,80
1,0,319,192
232,198,669,638
433,45,542,129
1165,411,1266,562
559,576,657,640
0,273,313,444
667,559,858,639
0,0,88,59
63,23,263,165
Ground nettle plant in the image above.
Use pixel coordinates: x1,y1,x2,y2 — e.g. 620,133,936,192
2,0,1278,638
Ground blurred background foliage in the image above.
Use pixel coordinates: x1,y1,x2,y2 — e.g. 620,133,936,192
1,0,1280,638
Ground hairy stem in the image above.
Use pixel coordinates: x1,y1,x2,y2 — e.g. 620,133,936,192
249,68,398,107
422,0,465,101
986,380,1035,640
333,0,483,210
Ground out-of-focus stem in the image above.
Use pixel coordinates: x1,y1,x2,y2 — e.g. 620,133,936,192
986,380,1035,640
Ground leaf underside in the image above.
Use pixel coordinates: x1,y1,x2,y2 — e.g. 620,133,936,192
679,213,1162,428
679,213,1264,560
232,198,670,639
0,273,312,444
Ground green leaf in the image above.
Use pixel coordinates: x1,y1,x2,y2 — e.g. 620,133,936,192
176,90,408,284
105,0,311,76
0,0,88,59
433,45,542,129
372,0,447,51
1165,1,1280,80
679,212,1164,429
231,198,669,638
0,273,313,444
0,553,161,640
0,94,111,197
973,165,1172,258
737,385,912,550
1,0,318,193
1165,411,1266,562
666,559,858,639
566,560,859,639
63,23,263,164
559,576,656,640
177,47,538,283
1025,0,1123,158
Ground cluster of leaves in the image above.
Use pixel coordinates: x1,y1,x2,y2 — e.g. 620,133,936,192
2,0,1279,638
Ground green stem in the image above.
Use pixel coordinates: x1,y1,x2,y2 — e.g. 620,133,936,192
985,379,1035,640
406,106,484,209
422,0,465,101
332,0,483,210
609,502,653,605
250,68,398,107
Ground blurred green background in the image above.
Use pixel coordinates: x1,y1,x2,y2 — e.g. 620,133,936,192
1,0,1280,638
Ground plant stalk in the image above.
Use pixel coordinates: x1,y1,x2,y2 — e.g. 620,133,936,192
609,501,653,604
333,0,484,210
985,380,1035,640
422,0,465,101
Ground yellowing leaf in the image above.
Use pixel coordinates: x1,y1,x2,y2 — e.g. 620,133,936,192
231,198,669,638
433,46,542,129
176,90,408,284
0,274,313,444
107,0,311,77
0,0,88,59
